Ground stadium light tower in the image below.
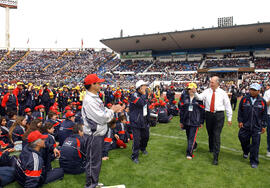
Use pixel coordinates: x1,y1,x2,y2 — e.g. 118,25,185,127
0,0,18,49
218,16,233,27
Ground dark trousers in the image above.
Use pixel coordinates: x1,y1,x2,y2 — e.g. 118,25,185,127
0,166,15,186
44,168,64,184
238,128,261,165
84,134,104,188
185,126,199,156
205,111,225,158
102,141,117,157
18,105,26,116
131,127,149,160
61,165,85,175
267,115,270,152
231,99,237,111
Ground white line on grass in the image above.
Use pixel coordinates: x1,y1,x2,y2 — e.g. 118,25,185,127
151,133,270,161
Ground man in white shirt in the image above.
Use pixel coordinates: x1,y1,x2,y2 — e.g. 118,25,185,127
192,76,232,165
82,74,123,188
263,83,270,157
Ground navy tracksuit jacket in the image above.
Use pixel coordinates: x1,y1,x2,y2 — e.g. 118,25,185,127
59,134,86,174
15,145,64,188
58,119,75,146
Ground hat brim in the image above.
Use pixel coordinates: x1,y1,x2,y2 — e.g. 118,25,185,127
40,135,48,140
250,87,260,91
96,78,105,83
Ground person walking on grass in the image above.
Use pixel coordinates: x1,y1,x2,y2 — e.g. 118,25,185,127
238,83,267,168
192,76,232,165
179,83,205,160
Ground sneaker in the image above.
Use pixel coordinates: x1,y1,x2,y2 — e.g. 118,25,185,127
243,154,248,159
132,158,139,164
266,151,270,157
96,183,104,188
142,150,148,155
251,164,258,168
186,156,192,160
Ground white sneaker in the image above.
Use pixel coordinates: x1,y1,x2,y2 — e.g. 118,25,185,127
266,151,270,157
186,156,192,160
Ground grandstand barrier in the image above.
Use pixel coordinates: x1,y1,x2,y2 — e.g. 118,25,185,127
255,69,270,72
197,68,209,73
238,67,255,72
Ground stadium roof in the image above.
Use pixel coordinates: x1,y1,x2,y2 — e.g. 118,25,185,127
100,23,270,53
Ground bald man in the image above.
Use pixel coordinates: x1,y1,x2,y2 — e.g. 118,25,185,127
193,76,232,165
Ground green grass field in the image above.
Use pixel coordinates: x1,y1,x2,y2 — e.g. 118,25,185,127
7,104,270,188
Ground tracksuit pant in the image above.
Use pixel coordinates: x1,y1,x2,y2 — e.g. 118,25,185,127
44,168,64,184
131,127,149,160
238,128,261,165
102,142,117,158
84,134,104,188
185,126,199,157
0,166,15,186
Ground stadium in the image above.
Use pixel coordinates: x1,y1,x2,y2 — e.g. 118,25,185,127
0,0,270,188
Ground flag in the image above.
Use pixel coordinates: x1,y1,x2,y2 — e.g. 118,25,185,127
81,38,83,49
27,38,29,44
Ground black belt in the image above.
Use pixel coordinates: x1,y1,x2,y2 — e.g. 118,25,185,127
206,111,224,114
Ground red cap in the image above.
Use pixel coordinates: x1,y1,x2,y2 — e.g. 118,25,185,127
118,101,123,105
49,106,57,111
172,100,177,104
107,103,112,107
72,102,77,105
84,74,105,85
53,102,59,106
39,105,45,109
28,130,48,143
65,106,71,111
76,102,81,105
34,106,39,111
51,109,60,115
24,108,31,113
165,99,169,103
78,106,82,110
170,85,174,88
161,102,166,106
149,105,154,110
0,140,9,148
65,111,75,118
116,139,127,148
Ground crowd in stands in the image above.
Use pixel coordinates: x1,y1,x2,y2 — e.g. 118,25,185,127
254,57,270,69
114,60,153,73
148,61,200,72
0,50,27,70
204,58,250,68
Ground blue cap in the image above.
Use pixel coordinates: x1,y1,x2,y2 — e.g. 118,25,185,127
250,83,261,91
